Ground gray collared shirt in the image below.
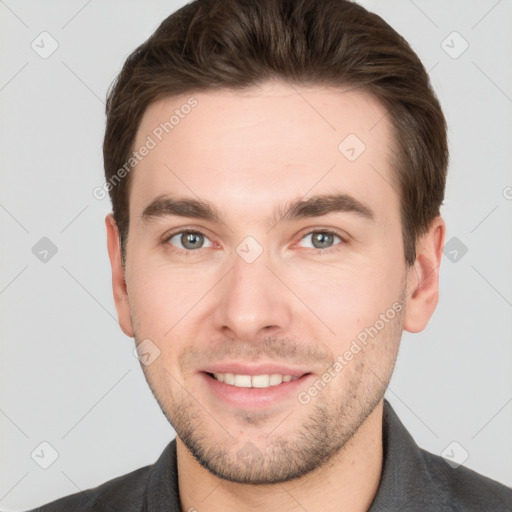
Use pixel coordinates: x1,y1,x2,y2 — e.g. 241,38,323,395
27,399,512,511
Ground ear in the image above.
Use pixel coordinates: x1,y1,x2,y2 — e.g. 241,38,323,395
105,213,134,338
403,216,446,333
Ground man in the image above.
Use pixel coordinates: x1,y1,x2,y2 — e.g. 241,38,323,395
28,0,512,510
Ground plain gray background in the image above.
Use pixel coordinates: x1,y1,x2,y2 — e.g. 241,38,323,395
1,1,511,510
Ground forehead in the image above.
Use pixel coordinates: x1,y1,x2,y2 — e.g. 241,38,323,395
128,82,399,226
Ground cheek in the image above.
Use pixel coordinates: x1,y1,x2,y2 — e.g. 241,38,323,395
286,252,404,345
127,265,179,336
127,255,219,341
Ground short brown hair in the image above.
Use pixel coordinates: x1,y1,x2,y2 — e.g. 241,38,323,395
103,0,448,267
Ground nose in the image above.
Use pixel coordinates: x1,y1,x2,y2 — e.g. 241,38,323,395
212,249,293,342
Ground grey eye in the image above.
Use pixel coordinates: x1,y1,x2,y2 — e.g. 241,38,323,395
299,231,341,250
168,231,212,250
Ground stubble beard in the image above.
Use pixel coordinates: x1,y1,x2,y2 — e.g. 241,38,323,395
135,305,404,485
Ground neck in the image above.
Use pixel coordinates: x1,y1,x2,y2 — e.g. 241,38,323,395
177,399,384,512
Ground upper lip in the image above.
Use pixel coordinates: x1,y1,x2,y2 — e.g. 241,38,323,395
201,362,311,378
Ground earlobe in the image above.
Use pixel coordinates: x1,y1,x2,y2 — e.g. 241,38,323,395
105,213,134,338
403,217,446,333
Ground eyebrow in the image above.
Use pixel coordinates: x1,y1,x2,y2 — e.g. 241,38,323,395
140,193,375,228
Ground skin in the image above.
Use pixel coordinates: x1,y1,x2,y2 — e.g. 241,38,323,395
106,81,445,512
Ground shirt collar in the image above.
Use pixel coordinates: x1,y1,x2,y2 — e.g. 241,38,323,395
367,398,439,510
143,436,180,511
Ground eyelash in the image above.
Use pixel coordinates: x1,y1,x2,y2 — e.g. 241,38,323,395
161,228,347,256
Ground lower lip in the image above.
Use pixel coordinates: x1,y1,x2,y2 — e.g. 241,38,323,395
200,372,313,410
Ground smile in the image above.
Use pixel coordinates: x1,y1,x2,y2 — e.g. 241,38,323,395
210,372,300,388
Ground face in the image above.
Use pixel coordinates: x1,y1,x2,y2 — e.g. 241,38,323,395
106,82,438,484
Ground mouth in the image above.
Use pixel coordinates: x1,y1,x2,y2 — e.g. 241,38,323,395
199,368,314,409
206,372,304,388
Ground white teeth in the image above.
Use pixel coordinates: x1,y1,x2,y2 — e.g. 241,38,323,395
212,372,298,388
252,374,270,388
269,374,283,386
234,374,252,388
